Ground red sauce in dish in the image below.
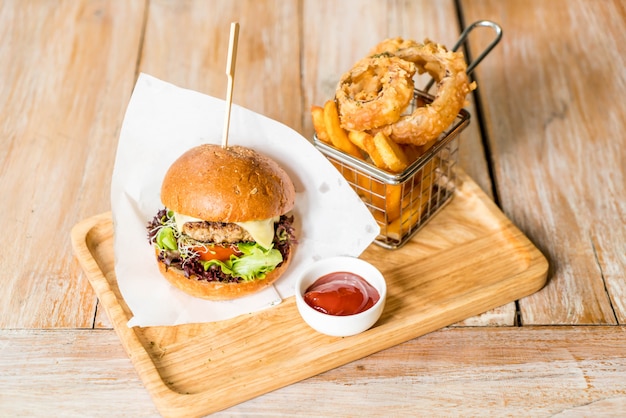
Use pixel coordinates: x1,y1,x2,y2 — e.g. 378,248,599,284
304,272,380,316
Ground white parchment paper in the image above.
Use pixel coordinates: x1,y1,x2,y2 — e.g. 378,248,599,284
111,74,379,327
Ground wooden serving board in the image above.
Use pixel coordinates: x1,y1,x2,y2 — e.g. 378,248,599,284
70,170,548,417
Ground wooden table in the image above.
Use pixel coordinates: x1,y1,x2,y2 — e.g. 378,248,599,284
1,0,625,416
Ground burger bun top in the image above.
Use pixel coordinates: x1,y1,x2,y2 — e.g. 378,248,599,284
161,144,295,222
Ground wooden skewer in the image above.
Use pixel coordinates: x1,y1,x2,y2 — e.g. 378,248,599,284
221,21,240,149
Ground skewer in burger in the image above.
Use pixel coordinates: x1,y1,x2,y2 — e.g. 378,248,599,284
147,144,297,300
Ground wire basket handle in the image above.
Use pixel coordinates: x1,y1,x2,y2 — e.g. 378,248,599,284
425,20,502,91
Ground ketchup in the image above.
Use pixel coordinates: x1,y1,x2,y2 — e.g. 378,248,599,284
304,272,380,316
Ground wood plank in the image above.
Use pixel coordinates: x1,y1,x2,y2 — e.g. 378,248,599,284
140,0,302,132
461,0,626,324
2,327,625,416
0,0,146,328
94,303,113,329
0,329,159,417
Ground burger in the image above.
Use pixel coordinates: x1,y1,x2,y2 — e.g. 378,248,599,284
146,144,297,300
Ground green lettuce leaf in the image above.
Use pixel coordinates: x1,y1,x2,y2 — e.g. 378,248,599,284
155,226,177,251
200,242,283,282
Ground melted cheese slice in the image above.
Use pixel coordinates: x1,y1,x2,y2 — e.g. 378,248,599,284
173,212,278,249
235,216,279,249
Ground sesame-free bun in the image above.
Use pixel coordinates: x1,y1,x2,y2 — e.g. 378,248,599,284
161,144,296,222
154,247,292,300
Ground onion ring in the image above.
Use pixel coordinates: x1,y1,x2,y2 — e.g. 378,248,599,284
335,55,416,131
369,38,475,146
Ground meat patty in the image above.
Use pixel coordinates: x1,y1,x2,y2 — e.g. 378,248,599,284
183,221,254,244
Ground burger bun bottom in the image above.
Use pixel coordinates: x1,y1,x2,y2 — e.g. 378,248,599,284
154,247,291,301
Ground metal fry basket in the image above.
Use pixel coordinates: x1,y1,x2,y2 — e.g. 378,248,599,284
314,21,502,249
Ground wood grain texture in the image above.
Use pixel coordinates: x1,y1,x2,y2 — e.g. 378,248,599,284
70,172,547,417
2,327,624,416
139,0,302,132
0,0,145,328
461,0,626,325
0,329,159,417
3,0,626,415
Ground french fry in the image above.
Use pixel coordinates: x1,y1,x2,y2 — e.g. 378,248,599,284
385,184,403,222
385,159,436,240
315,99,438,233
311,105,331,144
347,130,369,153
362,133,388,169
355,173,388,221
385,196,428,242
350,130,391,171
358,173,385,203
373,132,409,173
323,100,363,159
350,136,402,223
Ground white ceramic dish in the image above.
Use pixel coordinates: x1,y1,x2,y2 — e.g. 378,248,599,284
295,256,387,337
